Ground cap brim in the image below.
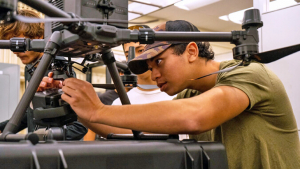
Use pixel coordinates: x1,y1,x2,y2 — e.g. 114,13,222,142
128,44,171,74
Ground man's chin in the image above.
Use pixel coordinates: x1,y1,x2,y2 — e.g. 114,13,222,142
22,60,31,65
164,89,176,96
165,88,184,96
22,61,30,65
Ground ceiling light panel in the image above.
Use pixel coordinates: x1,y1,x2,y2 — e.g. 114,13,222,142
228,7,253,24
219,15,229,21
133,0,181,7
128,12,142,20
174,0,221,11
128,2,159,14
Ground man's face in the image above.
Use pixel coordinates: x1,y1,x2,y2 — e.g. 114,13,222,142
147,48,188,96
9,34,43,65
123,42,152,79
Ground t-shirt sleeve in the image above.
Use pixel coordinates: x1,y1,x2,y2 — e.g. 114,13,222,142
214,63,273,110
173,89,202,100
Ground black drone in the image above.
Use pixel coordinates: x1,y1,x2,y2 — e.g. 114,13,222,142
0,0,299,145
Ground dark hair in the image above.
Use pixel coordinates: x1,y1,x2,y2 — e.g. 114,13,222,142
166,20,214,60
170,42,214,60
0,9,44,40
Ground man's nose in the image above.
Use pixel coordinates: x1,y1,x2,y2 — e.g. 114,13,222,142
151,68,161,81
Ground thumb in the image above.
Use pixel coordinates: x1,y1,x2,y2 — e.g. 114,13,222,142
48,72,54,78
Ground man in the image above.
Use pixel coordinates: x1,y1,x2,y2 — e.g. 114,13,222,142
0,9,87,140
45,20,300,168
81,25,175,139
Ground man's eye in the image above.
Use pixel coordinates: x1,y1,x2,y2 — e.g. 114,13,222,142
156,59,162,65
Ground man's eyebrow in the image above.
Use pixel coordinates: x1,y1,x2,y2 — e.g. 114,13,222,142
135,45,144,49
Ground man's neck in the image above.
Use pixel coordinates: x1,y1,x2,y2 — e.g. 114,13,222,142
189,60,221,92
136,86,160,92
137,76,159,91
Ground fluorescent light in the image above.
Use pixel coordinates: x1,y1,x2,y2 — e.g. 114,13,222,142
219,15,229,21
128,12,142,20
269,0,297,11
128,2,159,15
174,0,221,11
134,0,151,3
228,7,253,24
134,0,181,7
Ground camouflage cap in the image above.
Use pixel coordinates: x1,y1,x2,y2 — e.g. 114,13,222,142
128,20,200,74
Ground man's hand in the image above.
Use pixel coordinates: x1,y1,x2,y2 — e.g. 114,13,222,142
61,78,104,122
37,72,63,92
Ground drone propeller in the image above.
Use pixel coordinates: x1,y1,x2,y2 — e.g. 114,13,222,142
14,15,159,24
251,43,300,63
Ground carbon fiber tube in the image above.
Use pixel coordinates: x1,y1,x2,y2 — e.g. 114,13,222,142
154,32,232,42
115,61,128,71
0,40,10,48
4,133,39,145
101,49,142,138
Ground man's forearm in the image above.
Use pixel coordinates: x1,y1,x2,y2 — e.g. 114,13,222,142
79,119,133,138
93,99,198,134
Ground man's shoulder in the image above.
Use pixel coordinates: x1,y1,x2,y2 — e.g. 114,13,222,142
218,60,270,81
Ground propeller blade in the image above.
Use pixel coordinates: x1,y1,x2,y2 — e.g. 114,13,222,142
252,43,300,63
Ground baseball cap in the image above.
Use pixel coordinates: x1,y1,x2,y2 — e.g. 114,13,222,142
128,20,200,74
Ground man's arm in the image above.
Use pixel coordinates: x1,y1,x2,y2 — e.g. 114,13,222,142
79,119,134,137
62,78,249,134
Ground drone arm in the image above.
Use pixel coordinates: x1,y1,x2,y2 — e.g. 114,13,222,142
154,32,233,42
0,40,10,48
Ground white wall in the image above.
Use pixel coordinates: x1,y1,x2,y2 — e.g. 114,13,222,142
259,4,300,132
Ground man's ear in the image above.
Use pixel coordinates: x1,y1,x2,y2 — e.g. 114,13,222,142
186,42,198,63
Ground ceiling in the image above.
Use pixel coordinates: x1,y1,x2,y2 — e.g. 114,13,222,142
129,0,253,32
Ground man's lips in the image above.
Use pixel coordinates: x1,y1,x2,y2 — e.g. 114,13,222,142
157,82,167,90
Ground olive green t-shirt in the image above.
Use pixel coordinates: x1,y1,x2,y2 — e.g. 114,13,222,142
175,60,300,169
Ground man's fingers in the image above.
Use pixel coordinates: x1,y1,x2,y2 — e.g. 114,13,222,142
62,86,75,97
64,78,87,90
39,81,47,87
58,81,63,88
52,80,62,88
61,92,72,104
42,77,53,83
48,72,53,78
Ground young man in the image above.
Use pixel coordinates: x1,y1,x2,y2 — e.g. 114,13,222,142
0,9,87,140
82,25,176,139
46,20,300,168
